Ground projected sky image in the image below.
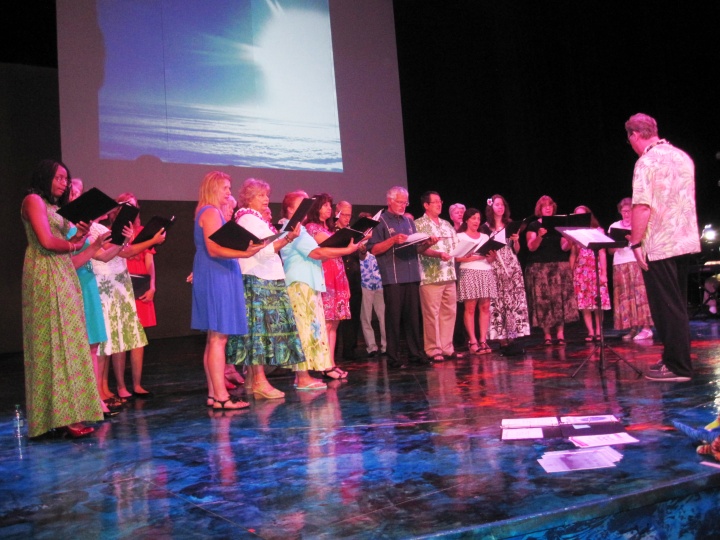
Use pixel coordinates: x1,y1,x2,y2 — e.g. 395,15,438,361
98,0,343,172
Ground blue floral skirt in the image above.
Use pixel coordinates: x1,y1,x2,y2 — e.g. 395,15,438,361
226,276,305,367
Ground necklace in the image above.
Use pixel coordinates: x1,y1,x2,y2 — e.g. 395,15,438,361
643,139,669,155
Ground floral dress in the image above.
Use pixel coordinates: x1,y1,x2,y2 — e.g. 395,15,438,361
573,247,611,310
488,242,531,340
306,222,351,321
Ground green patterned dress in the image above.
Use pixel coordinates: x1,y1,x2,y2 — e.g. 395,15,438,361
21,199,104,437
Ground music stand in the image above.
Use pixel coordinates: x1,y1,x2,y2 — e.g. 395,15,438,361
556,227,643,378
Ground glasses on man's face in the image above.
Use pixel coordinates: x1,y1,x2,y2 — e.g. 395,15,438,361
428,199,443,205
392,199,409,207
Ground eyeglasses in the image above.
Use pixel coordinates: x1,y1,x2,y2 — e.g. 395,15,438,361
428,199,443,205
392,199,409,207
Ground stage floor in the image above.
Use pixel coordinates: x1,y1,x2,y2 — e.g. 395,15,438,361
2,320,720,539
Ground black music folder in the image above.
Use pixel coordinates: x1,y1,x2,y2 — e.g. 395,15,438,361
57,187,118,224
209,220,277,251
319,227,366,248
110,203,139,245
281,197,314,231
608,227,631,246
475,238,505,256
132,215,176,245
540,212,592,232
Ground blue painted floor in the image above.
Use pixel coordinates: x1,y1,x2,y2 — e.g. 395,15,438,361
2,320,720,539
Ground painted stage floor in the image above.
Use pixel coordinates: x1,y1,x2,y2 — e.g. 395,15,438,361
2,320,720,539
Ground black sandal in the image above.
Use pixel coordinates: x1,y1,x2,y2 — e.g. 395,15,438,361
213,396,250,410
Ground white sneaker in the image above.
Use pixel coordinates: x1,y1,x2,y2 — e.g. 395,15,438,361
633,328,653,341
622,331,635,341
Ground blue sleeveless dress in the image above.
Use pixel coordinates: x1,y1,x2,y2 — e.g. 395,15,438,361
191,205,248,335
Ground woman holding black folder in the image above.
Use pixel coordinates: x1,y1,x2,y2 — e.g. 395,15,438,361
225,178,305,399
456,208,497,354
608,198,653,340
192,172,263,410
279,191,362,386
89,195,167,405
482,195,530,348
305,194,353,379
20,159,104,438
524,195,578,346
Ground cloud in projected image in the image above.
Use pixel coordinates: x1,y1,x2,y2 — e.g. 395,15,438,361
98,0,343,172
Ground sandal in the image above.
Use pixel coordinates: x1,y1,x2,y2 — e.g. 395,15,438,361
543,338,553,346
477,342,492,355
323,367,348,380
206,396,215,408
295,381,328,390
432,354,445,362
252,386,285,399
467,341,480,354
213,396,250,410
556,339,567,346
585,335,595,342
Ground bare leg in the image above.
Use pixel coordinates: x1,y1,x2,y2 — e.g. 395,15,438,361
478,298,491,344
207,331,249,409
464,299,479,351
112,352,132,398
98,353,113,400
203,339,215,406
129,346,148,394
556,324,565,342
324,320,347,377
90,344,110,413
582,309,594,336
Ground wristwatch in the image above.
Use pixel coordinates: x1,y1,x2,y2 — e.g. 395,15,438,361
630,242,642,250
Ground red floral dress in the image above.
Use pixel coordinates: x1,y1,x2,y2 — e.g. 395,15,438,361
305,222,351,321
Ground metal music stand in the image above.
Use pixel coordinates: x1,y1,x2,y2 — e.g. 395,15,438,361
556,227,643,378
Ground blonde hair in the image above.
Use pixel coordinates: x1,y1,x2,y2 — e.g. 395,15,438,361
238,178,270,208
196,171,231,215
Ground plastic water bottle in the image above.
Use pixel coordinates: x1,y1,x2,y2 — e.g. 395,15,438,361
13,404,25,439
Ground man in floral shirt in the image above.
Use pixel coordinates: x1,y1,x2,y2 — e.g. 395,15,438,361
626,113,700,382
415,191,462,361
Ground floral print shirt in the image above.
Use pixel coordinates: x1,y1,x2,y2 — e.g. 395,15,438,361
360,252,383,291
414,214,457,285
632,141,700,261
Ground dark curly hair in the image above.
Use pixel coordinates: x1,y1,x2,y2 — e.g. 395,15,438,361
28,159,72,206
305,193,334,229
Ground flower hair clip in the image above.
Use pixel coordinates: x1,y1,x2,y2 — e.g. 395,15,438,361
487,198,493,206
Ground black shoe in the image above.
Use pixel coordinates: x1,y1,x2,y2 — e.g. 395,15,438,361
133,391,154,399
410,356,433,366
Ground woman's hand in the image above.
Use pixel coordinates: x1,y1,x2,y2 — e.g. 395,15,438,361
238,241,264,258
151,228,166,246
138,288,155,302
286,223,301,242
92,230,112,249
485,250,497,263
70,221,91,242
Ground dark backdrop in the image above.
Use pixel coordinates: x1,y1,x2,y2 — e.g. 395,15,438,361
2,0,719,353
393,1,720,226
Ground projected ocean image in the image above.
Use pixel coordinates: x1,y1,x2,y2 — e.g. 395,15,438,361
98,0,342,172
